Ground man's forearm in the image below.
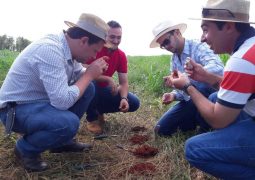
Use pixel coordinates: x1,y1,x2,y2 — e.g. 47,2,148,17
96,75,112,83
205,71,223,90
119,83,128,98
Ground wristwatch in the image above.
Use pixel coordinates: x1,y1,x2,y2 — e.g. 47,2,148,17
182,82,192,94
121,97,128,101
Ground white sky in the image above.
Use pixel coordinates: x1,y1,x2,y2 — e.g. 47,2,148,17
1,0,255,56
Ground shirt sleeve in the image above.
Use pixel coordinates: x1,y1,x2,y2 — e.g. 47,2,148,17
171,90,182,101
217,56,255,109
31,44,80,110
194,43,224,76
117,50,128,73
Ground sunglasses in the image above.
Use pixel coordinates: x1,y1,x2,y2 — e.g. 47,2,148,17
160,33,172,49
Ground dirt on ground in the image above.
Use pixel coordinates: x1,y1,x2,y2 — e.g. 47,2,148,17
0,102,216,180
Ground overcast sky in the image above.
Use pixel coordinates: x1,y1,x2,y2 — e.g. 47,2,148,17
1,0,255,56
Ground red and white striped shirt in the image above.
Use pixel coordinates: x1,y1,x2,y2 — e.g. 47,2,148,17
217,36,255,117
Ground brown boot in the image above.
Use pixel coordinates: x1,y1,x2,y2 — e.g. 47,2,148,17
98,114,105,125
86,120,103,134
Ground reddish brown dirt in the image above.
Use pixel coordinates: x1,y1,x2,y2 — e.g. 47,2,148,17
132,145,159,158
128,162,156,175
129,134,149,145
131,126,147,132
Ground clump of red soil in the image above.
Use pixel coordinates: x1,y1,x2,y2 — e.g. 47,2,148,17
129,134,149,145
128,162,156,175
132,145,159,157
131,126,147,132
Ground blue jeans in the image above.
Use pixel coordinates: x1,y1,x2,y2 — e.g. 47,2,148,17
155,83,214,136
86,82,140,121
185,113,254,179
0,83,95,158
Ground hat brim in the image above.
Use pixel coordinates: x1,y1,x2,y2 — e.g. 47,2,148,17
64,20,109,41
150,23,187,48
64,21,79,29
189,17,255,24
65,20,114,48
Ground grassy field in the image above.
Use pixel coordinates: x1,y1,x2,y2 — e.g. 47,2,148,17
0,50,221,179
0,50,19,85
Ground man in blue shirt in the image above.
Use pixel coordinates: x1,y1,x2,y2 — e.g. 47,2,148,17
150,20,224,136
0,13,109,172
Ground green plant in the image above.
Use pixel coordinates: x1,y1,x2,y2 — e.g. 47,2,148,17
128,55,170,97
219,54,229,65
0,50,18,86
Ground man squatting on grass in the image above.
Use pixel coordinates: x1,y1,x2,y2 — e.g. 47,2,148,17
150,20,224,136
0,13,109,172
84,20,140,134
168,0,255,178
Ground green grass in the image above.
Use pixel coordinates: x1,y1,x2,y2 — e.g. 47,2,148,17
0,50,228,179
0,50,19,85
220,54,229,65
128,55,169,97
127,54,229,96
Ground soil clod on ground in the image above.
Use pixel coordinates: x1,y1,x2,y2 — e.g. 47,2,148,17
128,162,156,175
132,144,159,157
129,134,149,144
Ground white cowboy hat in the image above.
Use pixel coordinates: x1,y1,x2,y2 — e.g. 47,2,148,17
64,13,109,40
191,0,255,24
150,21,187,48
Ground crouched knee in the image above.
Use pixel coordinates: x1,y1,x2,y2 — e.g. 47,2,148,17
53,112,80,139
128,95,140,112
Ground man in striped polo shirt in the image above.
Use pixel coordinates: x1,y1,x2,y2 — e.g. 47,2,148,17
168,0,255,178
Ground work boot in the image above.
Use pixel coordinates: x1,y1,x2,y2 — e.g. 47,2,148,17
86,120,103,134
49,141,92,153
14,147,48,172
98,114,105,125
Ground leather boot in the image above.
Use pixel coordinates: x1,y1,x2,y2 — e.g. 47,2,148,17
86,120,103,134
98,114,105,125
14,147,48,172
49,140,93,153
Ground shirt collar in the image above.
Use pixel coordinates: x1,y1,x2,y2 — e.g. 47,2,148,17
182,39,191,56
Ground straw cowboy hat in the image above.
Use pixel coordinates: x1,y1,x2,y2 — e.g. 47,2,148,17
64,13,109,41
192,0,255,24
150,21,187,48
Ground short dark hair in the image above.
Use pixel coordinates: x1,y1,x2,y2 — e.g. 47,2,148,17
107,20,121,28
235,23,251,33
212,21,251,33
65,27,103,44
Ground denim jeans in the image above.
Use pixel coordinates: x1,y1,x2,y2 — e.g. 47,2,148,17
185,114,254,179
86,82,140,121
155,83,215,136
0,82,95,158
